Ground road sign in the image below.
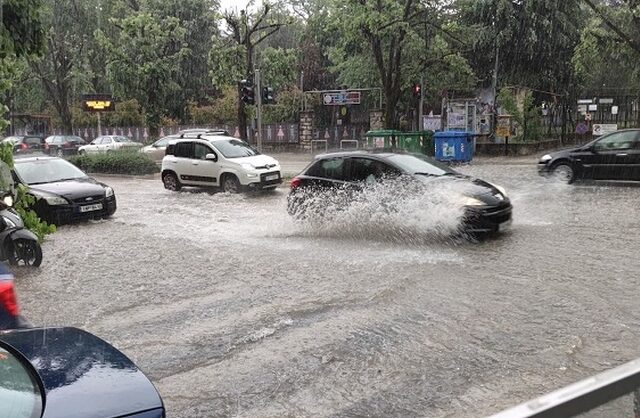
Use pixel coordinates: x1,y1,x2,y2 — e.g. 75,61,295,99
81,94,115,111
496,115,512,137
593,124,617,136
322,91,361,105
576,122,588,135
585,113,592,121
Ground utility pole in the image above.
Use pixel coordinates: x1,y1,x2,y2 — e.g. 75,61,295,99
255,68,263,152
418,75,425,131
492,41,500,138
97,112,102,137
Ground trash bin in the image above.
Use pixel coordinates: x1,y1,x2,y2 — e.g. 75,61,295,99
364,130,434,155
434,131,474,162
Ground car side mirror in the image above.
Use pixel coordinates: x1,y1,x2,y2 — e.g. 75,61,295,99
205,153,217,162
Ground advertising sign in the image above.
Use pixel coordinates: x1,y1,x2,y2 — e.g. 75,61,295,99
592,124,617,136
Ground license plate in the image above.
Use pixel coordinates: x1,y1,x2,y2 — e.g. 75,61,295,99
265,174,279,181
79,203,103,213
498,219,512,231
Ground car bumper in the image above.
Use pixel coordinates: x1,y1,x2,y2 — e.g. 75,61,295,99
463,202,513,234
39,197,117,225
243,171,283,189
537,162,553,176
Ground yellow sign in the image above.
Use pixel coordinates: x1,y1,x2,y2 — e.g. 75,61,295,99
496,115,512,137
85,101,112,110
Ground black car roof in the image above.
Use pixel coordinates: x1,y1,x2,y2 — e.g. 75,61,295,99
314,148,412,160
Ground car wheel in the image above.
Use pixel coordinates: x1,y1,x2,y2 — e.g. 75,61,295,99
222,174,241,194
163,172,182,191
79,149,86,155
552,163,575,183
56,148,64,157
9,239,43,267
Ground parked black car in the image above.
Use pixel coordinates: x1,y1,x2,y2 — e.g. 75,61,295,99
287,150,512,235
44,135,87,156
12,155,116,224
0,327,165,418
1,135,46,154
538,129,640,183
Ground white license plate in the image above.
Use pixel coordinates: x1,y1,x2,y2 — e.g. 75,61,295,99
498,219,512,231
79,203,103,213
265,174,279,181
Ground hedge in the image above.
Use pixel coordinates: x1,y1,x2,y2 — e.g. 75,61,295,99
68,151,160,175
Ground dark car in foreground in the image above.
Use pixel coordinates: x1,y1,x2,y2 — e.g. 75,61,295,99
2,135,46,154
287,150,512,235
44,135,87,156
12,156,116,225
0,327,165,418
538,128,640,183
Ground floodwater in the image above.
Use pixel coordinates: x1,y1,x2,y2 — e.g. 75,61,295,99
14,163,640,417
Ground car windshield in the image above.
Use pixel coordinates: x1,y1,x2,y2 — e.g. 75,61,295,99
113,136,132,143
211,139,260,158
0,346,43,418
15,159,88,185
387,154,457,176
65,136,85,143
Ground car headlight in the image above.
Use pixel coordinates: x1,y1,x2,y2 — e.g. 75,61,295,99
44,196,69,205
246,173,258,178
105,187,114,197
540,154,552,162
241,163,255,171
2,195,13,207
462,196,486,206
487,182,507,196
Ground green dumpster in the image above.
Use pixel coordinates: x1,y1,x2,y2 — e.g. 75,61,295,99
363,130,434,156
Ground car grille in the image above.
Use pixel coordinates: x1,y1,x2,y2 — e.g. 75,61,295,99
72,194,104,204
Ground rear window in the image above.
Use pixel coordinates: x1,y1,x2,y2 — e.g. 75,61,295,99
24,138,42,146
0,346,43,418
306,157,347,180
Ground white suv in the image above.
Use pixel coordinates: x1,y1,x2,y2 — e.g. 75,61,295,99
161,135,282,193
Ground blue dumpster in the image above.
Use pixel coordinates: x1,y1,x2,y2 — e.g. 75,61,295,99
434,131,474,162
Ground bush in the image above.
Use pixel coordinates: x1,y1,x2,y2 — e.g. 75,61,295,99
68,152,160,175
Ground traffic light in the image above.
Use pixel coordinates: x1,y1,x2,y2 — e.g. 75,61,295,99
412,83,422,98
262,87,274,104
240,79,255,105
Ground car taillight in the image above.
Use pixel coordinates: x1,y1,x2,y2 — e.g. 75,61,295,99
0,282,19,316
289,177,302,190
20,143,28,150
44,143,49,150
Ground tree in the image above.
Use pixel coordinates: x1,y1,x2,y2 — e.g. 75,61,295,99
97,8,190,138
211,2,288,140
582,0,640,56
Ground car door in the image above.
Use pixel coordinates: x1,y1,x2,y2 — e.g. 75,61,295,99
586,130,640,180
186,142,219,186
86,137,102,154
100,137,115,153
171,141,196,185
628,134,640,181
303,157,349,191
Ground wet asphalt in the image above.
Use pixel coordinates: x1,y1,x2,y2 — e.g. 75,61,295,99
13,161,640,417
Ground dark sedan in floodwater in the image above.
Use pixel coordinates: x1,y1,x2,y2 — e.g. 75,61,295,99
287,150,512,236
12,156,116,225
538,129,640,183
0,327,165,418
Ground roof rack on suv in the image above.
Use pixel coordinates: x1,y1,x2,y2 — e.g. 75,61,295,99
179,129,230,139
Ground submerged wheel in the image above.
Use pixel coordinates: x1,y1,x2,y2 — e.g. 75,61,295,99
163,172,182,191
9,239,43,267
222,174,241,194
552,163,575,184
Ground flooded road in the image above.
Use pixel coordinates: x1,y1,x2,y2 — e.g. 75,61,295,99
14,163,640,417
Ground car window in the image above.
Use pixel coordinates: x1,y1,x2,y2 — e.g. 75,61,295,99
14,159,89,185
67,136,85,144
25,137,41,146
44,136,55,144
194,143,212,160
386,154,456,176
154,137,173,147
113,136,131,143
102,138,113,144
594,131,639,151
211,139,260,158
174,142,194,158
307,157,347,180
90,137,101,145
349,157,400,182
0,346,44,418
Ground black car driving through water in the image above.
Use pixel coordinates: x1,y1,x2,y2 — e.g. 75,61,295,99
287,150,512,236
538,128,640,183
12,155,117,225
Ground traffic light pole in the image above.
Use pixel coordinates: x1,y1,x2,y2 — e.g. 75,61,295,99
255,68,263,152
418,76,424,131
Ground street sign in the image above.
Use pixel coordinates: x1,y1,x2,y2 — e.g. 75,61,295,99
588,104,598,112
576,122,588,135
611,106,619,115
593,124,617,136
81,94,115,111
322,91,361,106
577,99,593,104
496,115,512,137
599,98,614,104
585,113,592,121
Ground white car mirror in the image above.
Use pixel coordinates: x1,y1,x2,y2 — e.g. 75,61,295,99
205,153,217,162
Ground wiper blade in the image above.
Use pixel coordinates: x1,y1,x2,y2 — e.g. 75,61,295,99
414,172,438,177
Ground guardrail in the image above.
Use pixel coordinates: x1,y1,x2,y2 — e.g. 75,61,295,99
311,139,328,154
490,357,640,418
340,139,359,150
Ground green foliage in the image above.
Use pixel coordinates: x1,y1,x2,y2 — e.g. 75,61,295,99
0,143,55,242
497,88,542,142
258,47,300,91
68,152,160,175
15,185,56,242
262,86,303,123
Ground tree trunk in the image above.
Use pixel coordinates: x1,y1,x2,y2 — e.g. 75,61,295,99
237,88,247,140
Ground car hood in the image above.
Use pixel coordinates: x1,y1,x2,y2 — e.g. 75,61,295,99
415,174,509,206
0,327,163,418
28,178,107,200
231,154,280,168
